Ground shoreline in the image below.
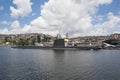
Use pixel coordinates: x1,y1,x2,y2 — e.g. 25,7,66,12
0,45,120,50
11,45,120,50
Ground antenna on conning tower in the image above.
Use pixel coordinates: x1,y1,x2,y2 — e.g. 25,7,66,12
56,27,62,39
66,33,68,38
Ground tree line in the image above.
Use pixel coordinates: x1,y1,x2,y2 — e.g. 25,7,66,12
3,35,52,46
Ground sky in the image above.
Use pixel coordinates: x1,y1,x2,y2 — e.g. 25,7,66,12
0,0,120,37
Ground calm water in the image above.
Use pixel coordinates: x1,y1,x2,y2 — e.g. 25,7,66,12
0,46,120,80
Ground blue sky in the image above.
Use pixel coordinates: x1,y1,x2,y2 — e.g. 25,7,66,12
0,0,48,29
0,0,120,36
97,0,120,15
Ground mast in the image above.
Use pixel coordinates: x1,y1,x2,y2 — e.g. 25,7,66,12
56,27,62,39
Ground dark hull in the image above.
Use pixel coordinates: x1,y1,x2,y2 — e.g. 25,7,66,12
76,46,101,50
11,46,101,50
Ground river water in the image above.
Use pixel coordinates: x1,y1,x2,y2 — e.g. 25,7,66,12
0,46,120,80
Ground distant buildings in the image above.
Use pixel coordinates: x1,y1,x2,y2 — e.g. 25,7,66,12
0,33,54,45
0,33,120,47
69,33,120,46
109,33,120,40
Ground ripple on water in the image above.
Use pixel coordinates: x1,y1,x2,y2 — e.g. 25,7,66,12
0,47,120,80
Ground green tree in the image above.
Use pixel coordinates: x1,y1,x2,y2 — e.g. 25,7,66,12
37,35,41,43
17,39,29,46
42,35,51,42
11,40,17,45
4,37,9,42
31,39,36,45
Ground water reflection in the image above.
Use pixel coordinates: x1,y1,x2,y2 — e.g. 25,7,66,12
53,50,66,65
53,50,65,60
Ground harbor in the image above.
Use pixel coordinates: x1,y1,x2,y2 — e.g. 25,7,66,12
0,0,120,80
11,33,102,50
0,33,119,50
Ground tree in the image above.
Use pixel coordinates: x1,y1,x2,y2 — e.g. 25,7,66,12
31,39,36,45
4,37,9,42
37,35,41,43
17,39,29,46
42,35,51,42
11,40,17,45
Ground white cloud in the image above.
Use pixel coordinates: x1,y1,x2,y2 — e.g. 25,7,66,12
93,12,120,35
0,6,4,11
26,0,113,37
0,28,9,34
10,0,32,18
11,20,20,29
21,24,31,33
1,0,120,38
0,20,12,26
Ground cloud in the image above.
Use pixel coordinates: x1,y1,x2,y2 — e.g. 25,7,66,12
0,28,9,34
11,20,20,29
0,20,12,26
1,0,120,38
0,6,4,11
93,12,120,35
8,21,32,34
0,20,21,34
10,0,32,18
26,0,113,37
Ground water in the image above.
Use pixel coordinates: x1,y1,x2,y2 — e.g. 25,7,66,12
0,46,120,80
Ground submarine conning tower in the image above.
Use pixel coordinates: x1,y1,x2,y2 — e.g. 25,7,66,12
53,39,65,47
53,33,65,47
